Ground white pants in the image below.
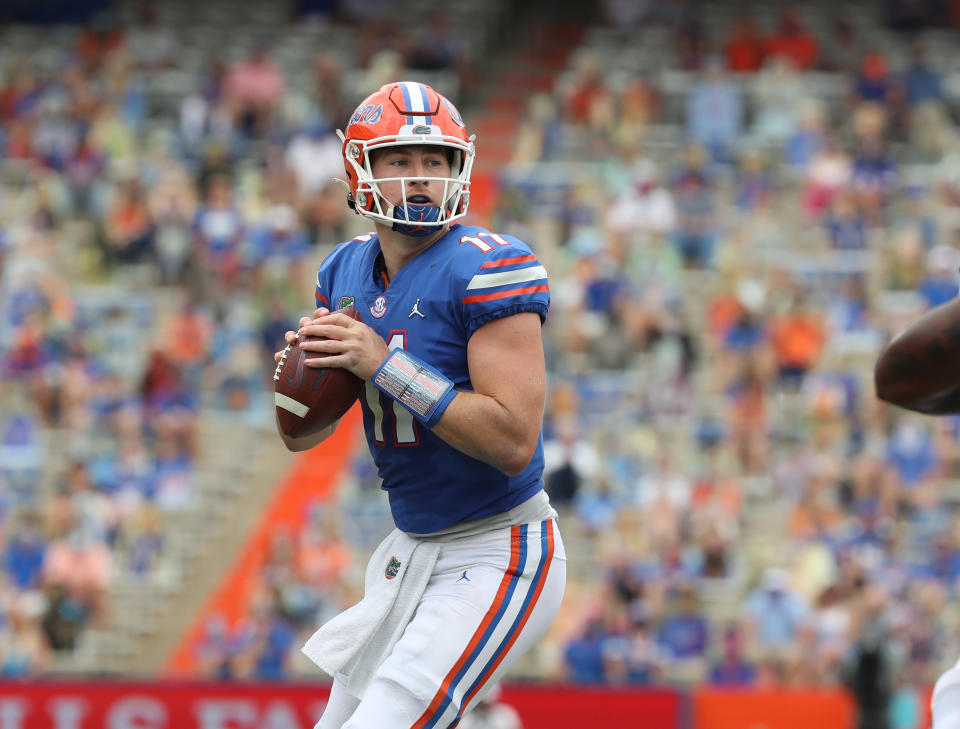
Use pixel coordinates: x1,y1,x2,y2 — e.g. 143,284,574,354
934,656,960,729
317,519,566,729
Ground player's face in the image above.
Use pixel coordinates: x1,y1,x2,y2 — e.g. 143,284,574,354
370,146,452,210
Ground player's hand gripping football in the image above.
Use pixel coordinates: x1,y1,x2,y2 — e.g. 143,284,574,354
274,307,327,361
291,308,391,381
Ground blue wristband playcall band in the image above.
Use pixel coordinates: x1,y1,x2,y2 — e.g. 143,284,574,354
373,349,457,428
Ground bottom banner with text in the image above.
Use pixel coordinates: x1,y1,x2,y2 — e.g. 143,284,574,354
0,681,874,729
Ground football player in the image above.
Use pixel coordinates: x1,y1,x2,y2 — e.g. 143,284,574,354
274,81,566,729
875,296,960,729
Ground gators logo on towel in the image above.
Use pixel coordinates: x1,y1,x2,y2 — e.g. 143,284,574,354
385,556,401,579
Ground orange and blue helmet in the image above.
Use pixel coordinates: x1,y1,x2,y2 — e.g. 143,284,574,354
339,81,475,235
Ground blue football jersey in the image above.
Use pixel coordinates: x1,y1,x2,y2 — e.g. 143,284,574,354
314,224,550,533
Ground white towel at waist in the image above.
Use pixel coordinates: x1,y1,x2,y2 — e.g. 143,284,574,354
302,528,440,698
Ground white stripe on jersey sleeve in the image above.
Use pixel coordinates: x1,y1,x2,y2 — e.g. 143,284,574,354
465,265,548,291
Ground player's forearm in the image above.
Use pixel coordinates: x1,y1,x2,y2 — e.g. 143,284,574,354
430,391,540,476
875,297,960,414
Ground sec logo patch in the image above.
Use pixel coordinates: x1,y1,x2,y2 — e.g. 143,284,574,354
370,295,388,319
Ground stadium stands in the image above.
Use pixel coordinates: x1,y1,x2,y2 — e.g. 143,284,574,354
1,5,960,727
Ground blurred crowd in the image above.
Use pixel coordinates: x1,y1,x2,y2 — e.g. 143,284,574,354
1,4,960,723
0,0,487,676
192,498,353,680
506,2,960,724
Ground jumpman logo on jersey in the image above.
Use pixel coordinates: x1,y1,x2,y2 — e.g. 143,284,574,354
456,570,470,583
409,298,426,319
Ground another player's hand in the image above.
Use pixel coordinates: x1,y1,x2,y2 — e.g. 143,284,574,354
273,308,330,363
297,310,390,380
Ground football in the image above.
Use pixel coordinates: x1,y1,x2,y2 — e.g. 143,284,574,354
274,306,365,438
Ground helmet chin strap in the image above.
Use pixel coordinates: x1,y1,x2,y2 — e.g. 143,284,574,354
391,202,443,237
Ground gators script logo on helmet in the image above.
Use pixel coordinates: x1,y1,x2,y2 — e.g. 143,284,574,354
338,81,475,234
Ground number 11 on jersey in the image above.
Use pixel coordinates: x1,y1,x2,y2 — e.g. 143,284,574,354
364,332,417,445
